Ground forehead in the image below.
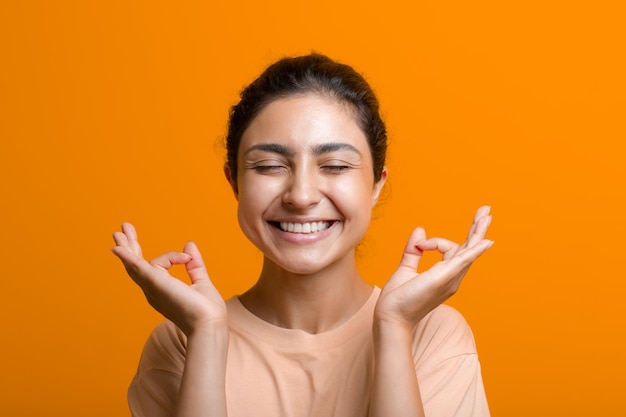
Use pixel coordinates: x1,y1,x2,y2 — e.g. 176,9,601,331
239,94,369,155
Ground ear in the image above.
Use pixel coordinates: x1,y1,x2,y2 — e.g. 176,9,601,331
224,163,239,199
371,166,388,206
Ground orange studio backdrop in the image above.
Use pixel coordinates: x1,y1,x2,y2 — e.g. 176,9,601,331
1,1,624,416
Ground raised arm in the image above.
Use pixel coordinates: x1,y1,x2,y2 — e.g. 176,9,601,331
112,223,229,417
370,206,493,417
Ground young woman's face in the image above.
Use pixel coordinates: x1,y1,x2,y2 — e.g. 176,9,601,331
231,94,386,275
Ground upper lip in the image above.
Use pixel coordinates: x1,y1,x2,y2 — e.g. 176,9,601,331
267,217,337,223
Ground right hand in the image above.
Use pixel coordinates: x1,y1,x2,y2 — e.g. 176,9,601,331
112,223,227,336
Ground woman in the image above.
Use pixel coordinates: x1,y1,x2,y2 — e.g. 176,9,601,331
112,53,493,417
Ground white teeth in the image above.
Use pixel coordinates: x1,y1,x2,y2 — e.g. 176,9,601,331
279,221,330,234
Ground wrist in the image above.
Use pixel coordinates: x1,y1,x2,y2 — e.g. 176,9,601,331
187,318,229,340
372,317,414,345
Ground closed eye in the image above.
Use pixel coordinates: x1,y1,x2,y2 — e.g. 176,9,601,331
321,165,352,172
253,165,287,173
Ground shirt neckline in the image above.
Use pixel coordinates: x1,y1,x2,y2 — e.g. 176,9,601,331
226,287,381,349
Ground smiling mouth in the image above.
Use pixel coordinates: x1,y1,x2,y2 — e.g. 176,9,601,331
270,221,334,234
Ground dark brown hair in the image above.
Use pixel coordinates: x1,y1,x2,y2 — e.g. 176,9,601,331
225,53,387,182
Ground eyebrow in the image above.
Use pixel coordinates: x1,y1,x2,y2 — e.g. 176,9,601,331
312,142,362,156
244,142,361,157
244,143,295,157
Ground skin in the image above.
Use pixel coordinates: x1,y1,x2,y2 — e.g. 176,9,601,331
229,94,385,333
112,93,493,417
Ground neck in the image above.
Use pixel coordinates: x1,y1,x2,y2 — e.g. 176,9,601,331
238,255,373,334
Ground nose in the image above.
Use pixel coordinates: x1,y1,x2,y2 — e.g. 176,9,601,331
282,169,321,209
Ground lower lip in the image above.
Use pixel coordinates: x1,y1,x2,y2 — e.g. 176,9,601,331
270,222,338,244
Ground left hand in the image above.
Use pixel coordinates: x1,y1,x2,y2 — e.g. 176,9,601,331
374,206,494,331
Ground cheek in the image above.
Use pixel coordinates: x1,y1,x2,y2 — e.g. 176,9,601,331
236,189,266,247
328,175,377,214
236,176,282,221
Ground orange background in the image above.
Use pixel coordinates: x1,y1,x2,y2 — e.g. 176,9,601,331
1,1,624,415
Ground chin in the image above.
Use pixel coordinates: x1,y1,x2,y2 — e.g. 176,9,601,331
278,261,327,276
267,253,336,276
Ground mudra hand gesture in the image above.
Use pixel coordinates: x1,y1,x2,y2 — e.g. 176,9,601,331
111,223,227,336
375,206,493,330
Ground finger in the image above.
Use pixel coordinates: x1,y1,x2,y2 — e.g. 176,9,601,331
111,245,155,286
398,227,427,272
112,231,130,248
466,213,492,248
121,222,143,258
416,237,460,260
183,241,224,300
464,206,491,242
447,239,494,271
475,205,491,221
413,239,493,300
149,251,193,271
111,244,136,264
183,241,211,285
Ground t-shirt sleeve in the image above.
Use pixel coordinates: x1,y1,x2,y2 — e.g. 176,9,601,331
412,305,490,417
127,321,187,417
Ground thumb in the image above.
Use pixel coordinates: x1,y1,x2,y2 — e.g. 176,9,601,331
183,241,210,285
398,227,427,273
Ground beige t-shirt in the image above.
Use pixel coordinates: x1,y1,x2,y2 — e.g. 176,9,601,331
128,288,490,417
